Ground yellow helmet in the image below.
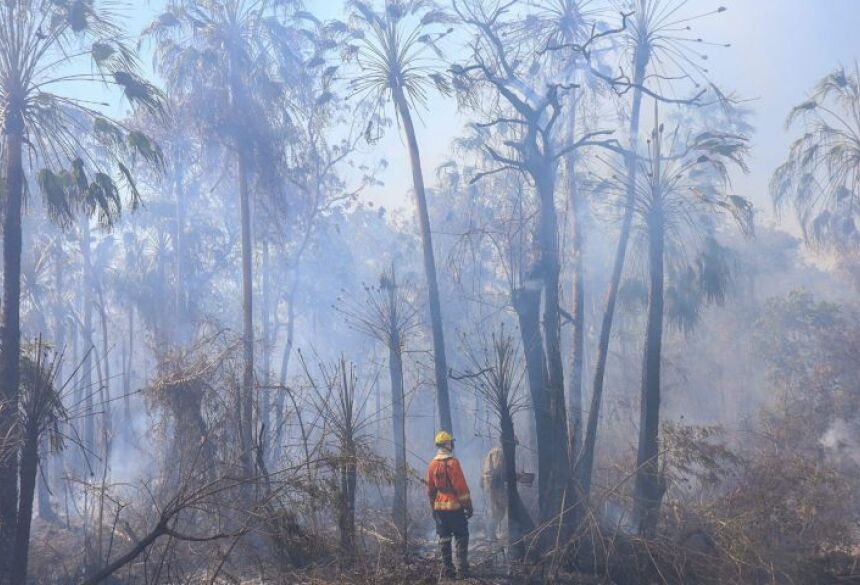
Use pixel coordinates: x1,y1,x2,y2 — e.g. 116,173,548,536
435,431,454,445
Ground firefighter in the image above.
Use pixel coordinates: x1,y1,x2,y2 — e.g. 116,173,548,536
426,431,473,579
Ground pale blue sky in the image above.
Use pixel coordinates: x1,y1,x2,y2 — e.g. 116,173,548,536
119,1,860,222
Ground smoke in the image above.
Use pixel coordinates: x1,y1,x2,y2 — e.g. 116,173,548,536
820,419,860,467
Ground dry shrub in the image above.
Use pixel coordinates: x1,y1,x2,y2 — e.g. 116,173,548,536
569,421,860,585
706,450,858,583
656,422,860,584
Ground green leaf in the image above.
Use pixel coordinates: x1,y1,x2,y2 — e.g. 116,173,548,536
117,163,142,211
93,117,124,148
113,71,164,115
127,130,163,167
37,169,74,227
71,158,88,192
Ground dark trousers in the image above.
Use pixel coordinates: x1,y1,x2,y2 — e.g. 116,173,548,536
433,510,469,572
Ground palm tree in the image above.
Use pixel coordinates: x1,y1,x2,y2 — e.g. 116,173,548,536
456,326,534,561
345,0,456,434
576,0,730,497
627,108,752,534
337,265,420,557
13,342,67,585
772,64,860,248
145,0,306,475
0,1,162,577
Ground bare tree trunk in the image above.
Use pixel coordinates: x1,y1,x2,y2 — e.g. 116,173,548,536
0,122,24,581
238,148,255,479
261,242,272,444
97,290,113,451
392,86,452,435
500,408,533,561
339,451,357,558
535,167,571,530
275,269,299,461
36,435,56,522
47,241,67,520
566,90,584,473
122,307,134,439
174,160,187,340
229,45,256,479
634,122,665,536
513,287,556,521
81,218,95,460
578,54,648,496
10,420,38,585
70,313,82,478
388,288,408,556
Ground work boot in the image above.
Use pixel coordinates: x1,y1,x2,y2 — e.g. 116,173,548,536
439,537,456,579
456,536,470,579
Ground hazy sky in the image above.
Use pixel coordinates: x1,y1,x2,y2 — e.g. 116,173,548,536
124,1,860,225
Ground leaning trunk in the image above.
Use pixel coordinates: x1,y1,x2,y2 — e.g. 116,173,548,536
392,85,452,435
578,54,648,496
633,196,666,536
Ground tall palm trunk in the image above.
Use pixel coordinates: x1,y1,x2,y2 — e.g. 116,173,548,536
0,117,25,583
391,85,452,434
577,53,648,496
634,119,665,536
238,148,255,478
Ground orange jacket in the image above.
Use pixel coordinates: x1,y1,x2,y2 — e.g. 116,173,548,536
426,451,472,512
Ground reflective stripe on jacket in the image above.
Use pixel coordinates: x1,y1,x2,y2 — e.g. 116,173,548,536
426,451,471,511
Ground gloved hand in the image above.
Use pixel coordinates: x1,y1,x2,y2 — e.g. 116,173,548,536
464,504,474,519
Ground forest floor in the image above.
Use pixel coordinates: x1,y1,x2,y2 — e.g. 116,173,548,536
273,535,598,585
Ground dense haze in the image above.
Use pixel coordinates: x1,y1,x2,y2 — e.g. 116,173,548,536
2,1,860,584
